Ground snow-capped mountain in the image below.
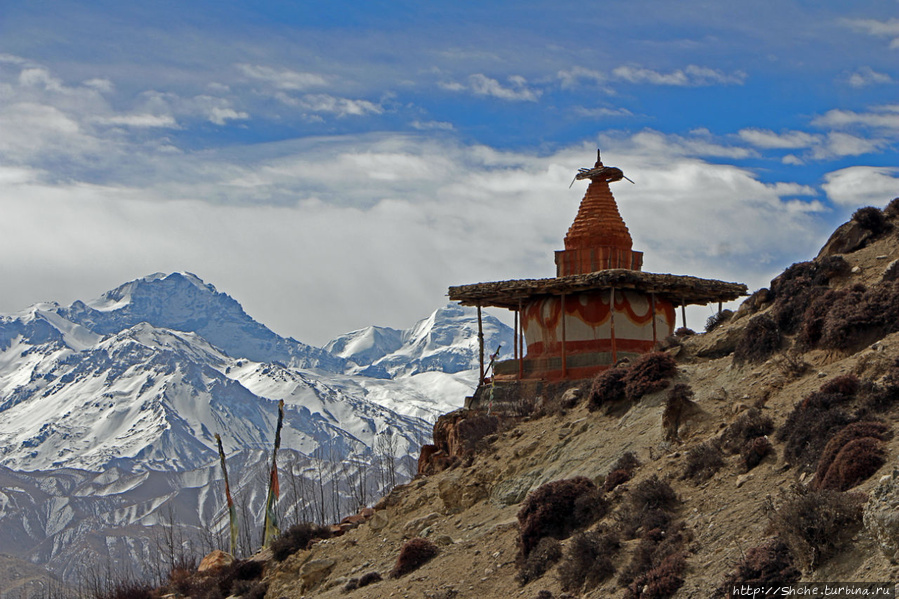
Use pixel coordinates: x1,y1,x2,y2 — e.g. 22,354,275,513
59,272,346,372
0,272,513,583
327,303,513,378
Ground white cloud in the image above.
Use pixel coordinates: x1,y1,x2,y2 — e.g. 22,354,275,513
557,66,607,89
573,106,633,118
0,132,836,344
441,74,541,102
813,106,899,129
844,17,899,48
208,107,249,126
276,92,383,117
237,64,328,90
738,128,819,149
92,114,178,128
847,66,893,87
822,166,899,208
410,120,453,131
612,64,746,86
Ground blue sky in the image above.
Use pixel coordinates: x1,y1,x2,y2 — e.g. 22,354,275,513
0,1,897,343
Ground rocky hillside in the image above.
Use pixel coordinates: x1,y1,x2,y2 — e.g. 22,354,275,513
145,200,899,599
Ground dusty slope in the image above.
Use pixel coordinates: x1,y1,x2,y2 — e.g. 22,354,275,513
258,206,899,598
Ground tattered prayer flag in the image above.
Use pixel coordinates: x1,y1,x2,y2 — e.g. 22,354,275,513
262,399,285,547
215,433,238,556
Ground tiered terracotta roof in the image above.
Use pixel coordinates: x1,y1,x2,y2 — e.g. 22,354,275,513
554,152,643,275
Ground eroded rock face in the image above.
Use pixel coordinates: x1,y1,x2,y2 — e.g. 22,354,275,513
437,472,489,513
418,409,499,475
863,471,899,563
300,558,337,591
818,221,872,258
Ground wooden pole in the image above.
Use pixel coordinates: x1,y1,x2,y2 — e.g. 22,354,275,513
650,293,657,345
513,309,519,361
560,294,568,378
718,301,723,314
477,303,485,384
610,288,617,364
518,299,524,380
680,300,687,330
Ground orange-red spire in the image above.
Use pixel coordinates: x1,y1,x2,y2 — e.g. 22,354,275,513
555,151,643,275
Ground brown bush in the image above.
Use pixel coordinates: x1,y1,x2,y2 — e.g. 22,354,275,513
603,468,632,493
516,537,562,585
853,206,890,235
777,377,861,472
358,571,382,587
617,476,679,539
818,437,887,491
94,581,156,599
271,522,333,561
816,281,899,351
675,327,695,336
625,552,687,599
391,537,439,577
682,442,724,483
714,539,800,597
721,407,774,454
705,309,733,333
603,451,641,492
630,476,678,512
814,421,891,488
588,367,628,410
733,314,781,365
558,529,620,593
884,197,899,219
619,526,687,590
768,258,848,334
741,436,772,471
517,477,600,557
768,488,864,569
623,352,678,401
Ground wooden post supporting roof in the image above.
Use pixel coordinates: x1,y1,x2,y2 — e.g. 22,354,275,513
610,288,617,364
561,294,568,378
680,300,687,330
477,303,485,384
518,299,524,380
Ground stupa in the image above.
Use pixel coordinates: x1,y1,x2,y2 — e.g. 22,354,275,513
449,151,747,382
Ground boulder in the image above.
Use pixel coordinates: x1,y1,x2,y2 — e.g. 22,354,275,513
817,220,871,258
864,471,899,563
438,472,488,513
197,549,234,573
300,558,337,591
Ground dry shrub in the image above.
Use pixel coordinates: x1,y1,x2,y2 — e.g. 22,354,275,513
94,581,155,599
818,437,887,491
714,539,800,597
517,477,601,557
675,327,695,337
814,421,891,488
741,436,772,471
358,571,382,587
630,476,678,512
271,522,333,561
625,552,687,599
573,485,610,524
776,377,861,472
884,197,899,219
391,537,439,578
617,476,679,539
603,451,642,492
721,407,774,454
801,281,899,352
603,468,632,493
768,488,864,569
733,314,781,365
516,537,562,585
623,352,678,401
682,442,724,483
558,529,620,593
853,206,890,235
589,367,628,410
619,526,687,590
705,310,733,333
